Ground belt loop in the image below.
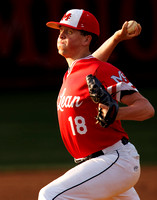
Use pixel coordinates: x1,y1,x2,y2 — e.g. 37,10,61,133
121,137,129,145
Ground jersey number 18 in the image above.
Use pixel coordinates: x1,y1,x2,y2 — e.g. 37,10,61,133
68,116,87,135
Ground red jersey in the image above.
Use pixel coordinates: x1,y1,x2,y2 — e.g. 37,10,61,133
57,55,137,159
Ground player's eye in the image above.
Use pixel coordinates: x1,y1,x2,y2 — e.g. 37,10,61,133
59,27,73,36
68,30,73,35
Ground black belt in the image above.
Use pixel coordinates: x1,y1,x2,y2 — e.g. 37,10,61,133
74,137,128,164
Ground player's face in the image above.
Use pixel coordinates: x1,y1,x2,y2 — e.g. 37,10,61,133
57,26,88,58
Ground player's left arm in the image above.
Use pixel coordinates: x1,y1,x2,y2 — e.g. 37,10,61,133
92,21,141,62
100,92,155,121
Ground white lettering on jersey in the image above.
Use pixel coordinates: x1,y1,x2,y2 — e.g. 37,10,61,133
111,71,127,83
58,88,83,112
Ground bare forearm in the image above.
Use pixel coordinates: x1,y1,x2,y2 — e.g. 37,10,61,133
92,34,120,62
116,98,155,121
99,93,155,122
92,21,141,62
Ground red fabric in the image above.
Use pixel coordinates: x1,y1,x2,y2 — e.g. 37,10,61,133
57,56,131,159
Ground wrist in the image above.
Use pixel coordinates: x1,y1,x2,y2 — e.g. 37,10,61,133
113,30,123,43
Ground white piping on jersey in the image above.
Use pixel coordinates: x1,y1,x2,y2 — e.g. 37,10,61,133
107,82,138,102
67,55,94,77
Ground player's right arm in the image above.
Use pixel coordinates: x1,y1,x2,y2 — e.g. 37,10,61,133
92,21,141,62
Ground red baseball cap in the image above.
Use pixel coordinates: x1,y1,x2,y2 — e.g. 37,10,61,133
46,9,100,36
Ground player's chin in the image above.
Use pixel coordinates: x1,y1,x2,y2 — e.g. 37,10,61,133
58,49,66,57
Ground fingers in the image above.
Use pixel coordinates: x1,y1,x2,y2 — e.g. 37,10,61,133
135,23,142,35
127,22,142,37
113,20,142,42
122,21,128,30
98,103,109,117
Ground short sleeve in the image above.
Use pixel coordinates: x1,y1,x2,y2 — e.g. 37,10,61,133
95,62,138,102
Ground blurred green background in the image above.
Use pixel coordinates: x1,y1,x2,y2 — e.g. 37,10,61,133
0,88,156,170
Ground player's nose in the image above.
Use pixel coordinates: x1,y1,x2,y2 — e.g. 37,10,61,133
59,30,66,39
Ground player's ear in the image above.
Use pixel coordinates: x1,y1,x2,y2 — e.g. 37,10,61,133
83,35,92,46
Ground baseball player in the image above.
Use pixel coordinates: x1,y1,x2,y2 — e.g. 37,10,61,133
39,9,154,200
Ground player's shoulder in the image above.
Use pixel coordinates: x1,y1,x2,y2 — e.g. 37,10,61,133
93,59,123,86
77,56,114,68
86,56,118,69
77,55,100,65
76,55,120,75
98,60,119,71
75,55,102,71
92,59,120,78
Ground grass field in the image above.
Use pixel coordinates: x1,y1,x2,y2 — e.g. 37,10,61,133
0,88,156,170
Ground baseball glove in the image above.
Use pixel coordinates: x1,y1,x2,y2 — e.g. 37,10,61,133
86,74,119,128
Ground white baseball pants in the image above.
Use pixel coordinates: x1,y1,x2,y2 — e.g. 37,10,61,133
38,141,141,200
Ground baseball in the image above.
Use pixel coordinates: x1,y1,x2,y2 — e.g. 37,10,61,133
127,20,138,34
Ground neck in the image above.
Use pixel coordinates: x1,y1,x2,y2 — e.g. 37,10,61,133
66,51,91,67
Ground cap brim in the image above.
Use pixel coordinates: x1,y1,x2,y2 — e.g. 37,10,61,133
46,21,82,31
46,21,61,29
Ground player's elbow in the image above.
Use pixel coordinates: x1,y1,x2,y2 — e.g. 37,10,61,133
140,101,155,121
147,104,155,119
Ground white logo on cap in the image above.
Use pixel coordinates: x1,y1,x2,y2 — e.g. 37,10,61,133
60,9,83,28
61,13,72,21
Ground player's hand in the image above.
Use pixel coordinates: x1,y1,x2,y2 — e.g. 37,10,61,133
98,104,109,118
114,21,142,42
